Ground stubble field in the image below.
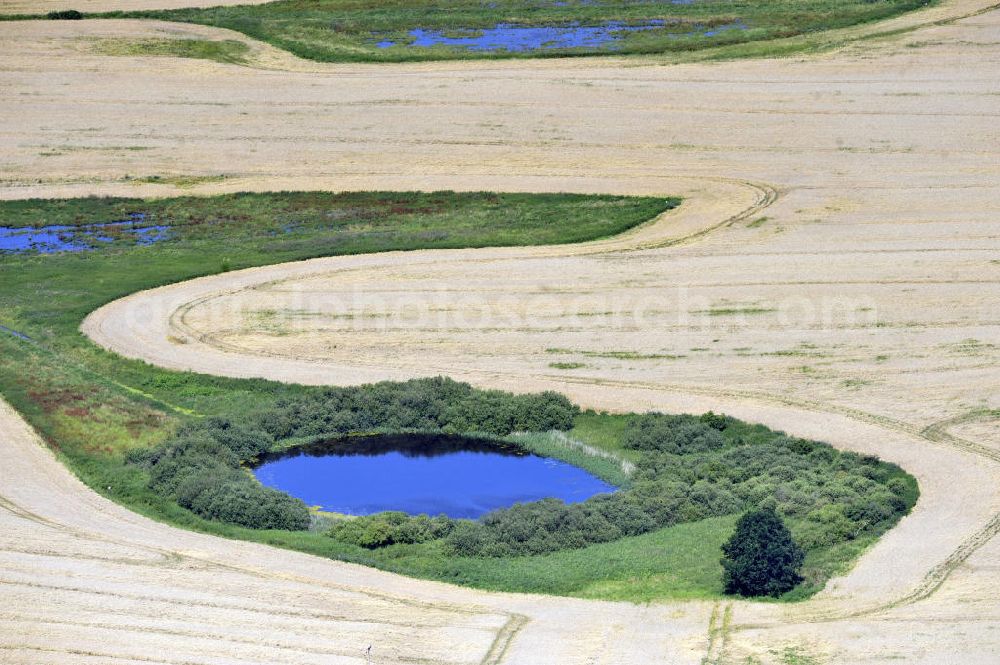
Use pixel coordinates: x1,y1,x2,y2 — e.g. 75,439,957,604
1,0,999,663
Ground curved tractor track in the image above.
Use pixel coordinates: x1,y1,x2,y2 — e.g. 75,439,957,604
2,0,1000,663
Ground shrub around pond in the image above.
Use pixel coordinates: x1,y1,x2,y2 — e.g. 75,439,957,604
128,377,580,530
329,511,455,548
254,376,578,439
127,375,914,576
439,412,915,557
131,425,311,530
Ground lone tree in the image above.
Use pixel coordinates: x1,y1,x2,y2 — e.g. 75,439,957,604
721,506,804,597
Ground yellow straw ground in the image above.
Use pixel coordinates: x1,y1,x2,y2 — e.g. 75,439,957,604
2,2,999,662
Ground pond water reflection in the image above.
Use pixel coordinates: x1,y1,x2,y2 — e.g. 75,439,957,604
253,433,616,519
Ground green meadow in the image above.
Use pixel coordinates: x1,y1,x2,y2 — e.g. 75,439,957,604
9,0,935,63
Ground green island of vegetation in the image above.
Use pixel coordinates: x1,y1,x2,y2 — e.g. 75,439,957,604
0,191,914,601
11,0,936,64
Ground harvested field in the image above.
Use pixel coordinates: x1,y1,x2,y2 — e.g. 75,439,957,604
0,0,274,13
2,0,1000,663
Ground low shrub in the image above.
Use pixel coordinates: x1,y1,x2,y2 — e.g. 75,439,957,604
46,9,83,19
190,481,312,531
329,512,454,548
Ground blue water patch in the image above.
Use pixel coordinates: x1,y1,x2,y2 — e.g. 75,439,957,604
0,324,30,341
253,434,616,519
701,21,745,36
0,213,169,254
375,20,746,52
377,21,663,52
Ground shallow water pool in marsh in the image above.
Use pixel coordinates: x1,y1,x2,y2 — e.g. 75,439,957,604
253,433,616,519
0,213,168,253
374,20,747,52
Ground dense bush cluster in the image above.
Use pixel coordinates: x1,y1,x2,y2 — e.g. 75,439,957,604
46,9,83,19
442,412,916,557
328,511,455,548
129,378,578,530
254,377,578,440
127,416,311,530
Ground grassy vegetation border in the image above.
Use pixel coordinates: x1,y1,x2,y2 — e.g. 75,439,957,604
0,190,914,601
2,0,938,65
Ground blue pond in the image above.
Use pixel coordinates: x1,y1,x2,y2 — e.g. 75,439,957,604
0,213,169,254
253,434,617,519
375,20,745,52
